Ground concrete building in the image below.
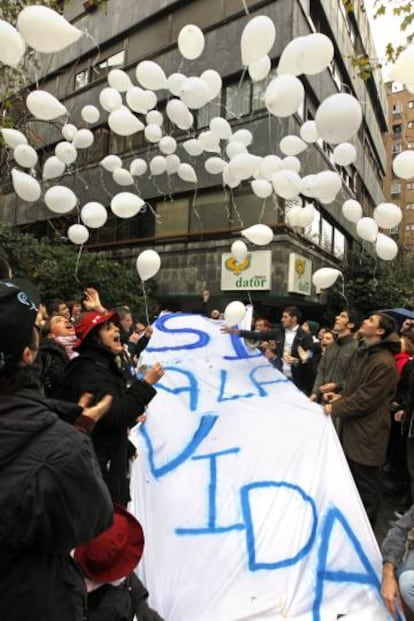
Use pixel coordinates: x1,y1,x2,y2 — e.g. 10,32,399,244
383,82,414,250
0,0,388,316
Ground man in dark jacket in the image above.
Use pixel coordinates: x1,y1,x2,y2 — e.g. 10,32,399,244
324,312,399,527
222,306,314,393
0,279,114,621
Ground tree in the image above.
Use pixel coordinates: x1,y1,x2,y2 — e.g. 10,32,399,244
0,222,158,319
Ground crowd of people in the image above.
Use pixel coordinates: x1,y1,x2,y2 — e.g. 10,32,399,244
2,264,414,619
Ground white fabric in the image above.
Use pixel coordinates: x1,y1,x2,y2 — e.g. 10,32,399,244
282,325,298,377
129,313,399,621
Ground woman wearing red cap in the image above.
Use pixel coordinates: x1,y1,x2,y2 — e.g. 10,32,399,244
62,311,164,506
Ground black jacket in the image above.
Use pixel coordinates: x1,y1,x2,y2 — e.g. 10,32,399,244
0,378,113,621
62,345,156,505
238,325,314,393
36,338,69,398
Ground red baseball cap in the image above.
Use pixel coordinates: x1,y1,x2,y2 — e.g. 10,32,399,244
74,310,120,349
75,504,144,583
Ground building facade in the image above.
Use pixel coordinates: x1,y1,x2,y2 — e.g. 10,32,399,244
383,82,414,250
0,0,388,316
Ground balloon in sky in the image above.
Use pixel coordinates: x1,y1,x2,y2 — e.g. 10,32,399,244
0,19,26,68
178,24,205,60
17,5,82,53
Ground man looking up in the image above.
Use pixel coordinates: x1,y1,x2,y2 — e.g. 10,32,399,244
323,313,399,527
222,306,314,393
310,309,359,403
0,279,114,620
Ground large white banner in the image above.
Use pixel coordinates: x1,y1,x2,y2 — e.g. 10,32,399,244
130,313,402,621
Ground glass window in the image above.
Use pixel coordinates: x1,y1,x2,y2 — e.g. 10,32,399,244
225,80,251,119
408,183,414,190
391,183,401,194
197,96,222,129
91,50,125,81
231,190,279,229
303,209,321,245
321,218,333,252
109,132,126,154
252,80,267,112
333,228,345,260
189,191,229,233
75,69,89,90
408,101,414,109
155,198,189,237
408,121,414,129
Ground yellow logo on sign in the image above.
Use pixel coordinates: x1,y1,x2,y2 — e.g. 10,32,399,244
295,258,306,276
225,255,251,275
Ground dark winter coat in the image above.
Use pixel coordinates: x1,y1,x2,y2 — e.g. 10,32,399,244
0,377,113,621
331,336,399,466
36,338,69,398
311,333,358,399
238,325,314,393
62,345,156,505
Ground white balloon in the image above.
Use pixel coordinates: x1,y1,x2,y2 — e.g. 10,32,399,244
241,224,273,245
241,15,276,66
150,156,167,176
183,139,204,157
281,156,301,173
226,141,247,159
12,169,41,202
178,163,197,183
257,155,282,179
356,217,378,243
224,301,246,325
313,170,342,199
17,5,82,53
167,73,187,96
229,153,259,180
231,240,248,263
375,233,398,261
0,19,26,68
277,37,306,76
272,170,302,199
222,164,240,189
393,150,414,180
1,128,27,149
298,204,315,227
144,123,162,143
68,224,89,245
111,192,144,218
178,24,205,60
26,90,67,121
45,185,77,214
209,116,232,140
81,105,100,124
99,87,122,112
166,154,181,175
199,130,220,152
265,75,305,118
109,108,144,136
300,174,317,198
300,120,318,143
72,129,94,149
312,267,341,289
136,249,161,281
159,136,177,155
279,135,307,156
81,202,107,229
130,158,147,176
342,199,362,223
14,144,38,168
286,205,303,227
251,179,273,198
142,90,157,111
373,203,402,229
315,94,362,144
166,99,193,130
333,142,357,166
55,141,77,165
205,157,226,174
108,68,133,92
301,33,334,75
180,76,210,109
229,129,253,146
248,55,271,82
113,168,134,186
136,60,167,90
42,156,65,180
126,86,147,114
146,110,163,127
200,69,222,100
62,123,77,142
100,155,122,172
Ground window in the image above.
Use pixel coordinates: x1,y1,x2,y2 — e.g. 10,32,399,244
321,218,333,252
232,190,279,228
75,69,89,90
408,121,414,129
409,101,414,109
393,124,402,137
407,203,414,210
408,143,414,149
91,50,125,81
408,183,414,190
155,198,189,237
405,224,414,231
197,96,222,129
333,228,345,260
225,80,251,119
189,191,229,233
391,183,401,194
393,103,402,115
329,59,342,91
392,143,402,155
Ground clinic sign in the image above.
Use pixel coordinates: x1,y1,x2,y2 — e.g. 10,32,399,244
287,252,312,296
221,250,271,290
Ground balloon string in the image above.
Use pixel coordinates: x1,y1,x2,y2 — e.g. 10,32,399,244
338,274,348,306
99,167,114,200
230,191,244,228
144,201,161,223
191,185,202,231
141,280,150,325
241,0,250,14
258,198,266,223
74,244,84,283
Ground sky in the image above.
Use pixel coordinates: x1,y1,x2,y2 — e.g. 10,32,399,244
364,0,405,78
